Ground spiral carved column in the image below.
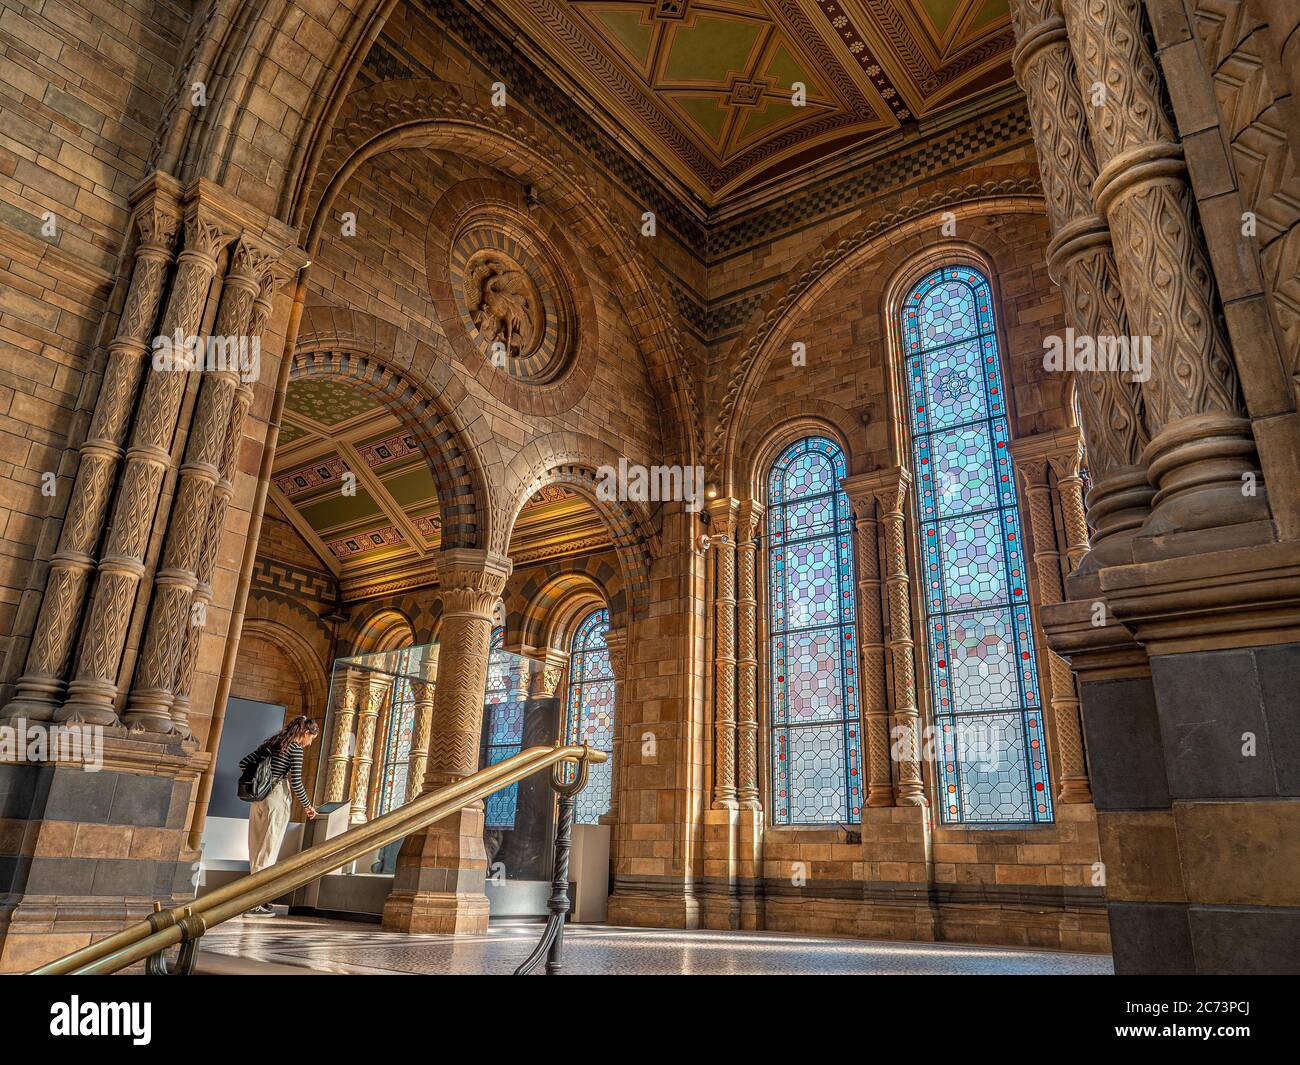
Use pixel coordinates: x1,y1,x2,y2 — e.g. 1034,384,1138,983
60,205,237,726
841,476,894,808
1,175,183,723
1010,0,1152,565
875,471,925,806
124,236,278,733
1062,0,1267,538
735,501,761,809
350,680,386,825
406,680,436,803
708,498,739,809
324,672,361,806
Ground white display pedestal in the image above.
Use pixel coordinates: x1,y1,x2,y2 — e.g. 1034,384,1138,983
570,823,611,923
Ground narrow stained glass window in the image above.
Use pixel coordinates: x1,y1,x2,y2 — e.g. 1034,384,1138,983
563,608,614,824
766,436,861,825
481,625,525,828
902,265,1053,825
375,647,417,818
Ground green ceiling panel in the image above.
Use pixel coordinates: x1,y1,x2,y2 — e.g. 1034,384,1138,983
592,7,653,66
765,42,819,97
970,0,1008,31
663,16,761,83
298,487,382,531
383,464,440,508
672,93,728,146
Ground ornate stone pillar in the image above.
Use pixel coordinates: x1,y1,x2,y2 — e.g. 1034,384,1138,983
323,673,360,805
1,175,183,723
707,498,738,809
405,680,435,803
1010,430,1092,804
124,236,279,733
841,475,894,808
601,627,627,824
350,678,386,825
735,501,762,809
875,471,924,806
60,202,238,726
383,548,511,935
1010,0,1152,565
1061,0,1268,538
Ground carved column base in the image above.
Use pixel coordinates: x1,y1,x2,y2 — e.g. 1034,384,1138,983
55,679,123,728
1078,465,1155,573
382,805,489,935
1140,413,1270,538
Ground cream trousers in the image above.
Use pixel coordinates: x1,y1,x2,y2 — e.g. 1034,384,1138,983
247,778,291,874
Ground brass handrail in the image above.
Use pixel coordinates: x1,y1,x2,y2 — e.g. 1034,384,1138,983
30,743,606,975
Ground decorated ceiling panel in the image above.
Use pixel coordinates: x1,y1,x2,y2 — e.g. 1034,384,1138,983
481,0,1012,203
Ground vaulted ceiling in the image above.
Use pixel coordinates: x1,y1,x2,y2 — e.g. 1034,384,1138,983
270,378,607,595
485,0,1014,204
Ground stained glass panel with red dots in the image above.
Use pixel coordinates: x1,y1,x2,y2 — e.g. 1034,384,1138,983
767,436,861,825
904,266,1053,824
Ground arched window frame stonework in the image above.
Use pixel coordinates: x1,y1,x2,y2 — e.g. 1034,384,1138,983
895,261,1055,825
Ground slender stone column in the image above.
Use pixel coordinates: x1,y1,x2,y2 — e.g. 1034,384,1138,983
60,205,237,725
1,176,183,723
405,680,435,803
735,501,762,809
1010,0,1153,565
1062,0,1268,537
707,498,738,809
124,236,277,732
1011,431,1092,803
875,471,924,805
323,673,361,805
350,679,385,825
383,548,512,935
601,627,627,824
841,476,894,808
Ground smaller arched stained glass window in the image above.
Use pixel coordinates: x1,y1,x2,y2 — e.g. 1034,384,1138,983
564,608,614,824
903,265,1053,825
766,436,861,825
482,626,525,828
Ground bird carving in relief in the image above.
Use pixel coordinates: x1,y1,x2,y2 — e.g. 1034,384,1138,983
465,253,541,358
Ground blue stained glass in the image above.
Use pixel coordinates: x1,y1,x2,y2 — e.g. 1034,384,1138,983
767,436,861,825
904,265,1052,824
375,649,419,820
563,608,615,824
481,626,525,828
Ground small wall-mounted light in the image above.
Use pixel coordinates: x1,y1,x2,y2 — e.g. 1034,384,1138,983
705,482,719,500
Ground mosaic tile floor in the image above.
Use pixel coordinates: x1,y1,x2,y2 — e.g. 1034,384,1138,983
199,914,1114,975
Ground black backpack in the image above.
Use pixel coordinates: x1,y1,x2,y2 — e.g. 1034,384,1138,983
237,742,277,802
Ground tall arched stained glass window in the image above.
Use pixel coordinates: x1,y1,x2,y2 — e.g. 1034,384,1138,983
902,265,1053,825
766,436,861,825
481,626,525,829
563,608,614,824
375,646,418,818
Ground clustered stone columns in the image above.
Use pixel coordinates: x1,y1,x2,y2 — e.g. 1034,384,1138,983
350,678,387,825
1010,0,1152,565
1063,0,1268,538
840,476,894,808
405,679,436,803
734,501,762,809
1009,429,1092,804
324,671,361,806
383,548,512,935
601,627,628,826
707,498,739,808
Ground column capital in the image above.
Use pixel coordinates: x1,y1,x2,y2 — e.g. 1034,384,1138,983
736,499,764,538
705,496,739,539
1009,426,1084,481
841,466,911,518
435,548,512,615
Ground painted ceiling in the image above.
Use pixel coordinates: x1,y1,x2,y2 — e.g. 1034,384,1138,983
270,378,605,588
483,0,1013,203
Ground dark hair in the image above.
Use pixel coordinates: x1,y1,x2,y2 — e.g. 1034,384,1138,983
264,715,320,752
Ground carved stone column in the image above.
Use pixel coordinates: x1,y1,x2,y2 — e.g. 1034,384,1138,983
1,175,183,723
875,471,925,806
1011,430,1092,804
1062,0,1268,538
350,678,386,825
707,498,738,809
735,501,762,809
383,548,511,935
405,680,435,803
841,475,894,808
1010,0,1152,566
324,672,361,806
601,627,627,824
60,203,237,726
124,236,278,733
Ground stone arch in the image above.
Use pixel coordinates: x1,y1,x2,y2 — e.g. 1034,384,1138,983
292,305,498,551
346,605,416,656
713,171,1045,490
508,564,626,649
498,433,659,619
235,616,330,725
738,405,865,502
300,76,697,464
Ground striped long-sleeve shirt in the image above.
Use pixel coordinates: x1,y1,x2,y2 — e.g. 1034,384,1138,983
240,741,310,807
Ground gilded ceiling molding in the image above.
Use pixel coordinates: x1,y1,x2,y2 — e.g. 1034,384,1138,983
710,175,1043,486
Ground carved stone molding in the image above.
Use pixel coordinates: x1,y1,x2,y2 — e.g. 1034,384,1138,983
707,497,739,808
735,500,762,809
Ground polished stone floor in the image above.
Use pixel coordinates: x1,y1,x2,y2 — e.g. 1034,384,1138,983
198,914,1113,975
